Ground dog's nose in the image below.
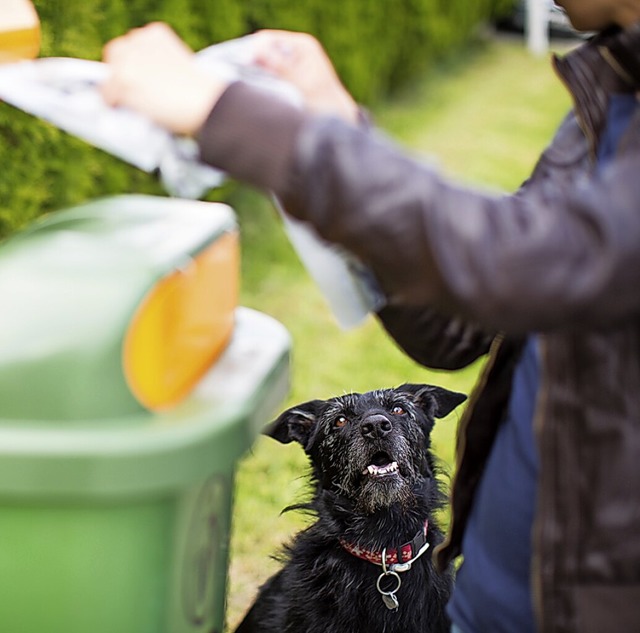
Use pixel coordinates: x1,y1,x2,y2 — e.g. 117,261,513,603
360,414,392,439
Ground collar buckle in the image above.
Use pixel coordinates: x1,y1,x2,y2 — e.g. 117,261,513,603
389,539,430,572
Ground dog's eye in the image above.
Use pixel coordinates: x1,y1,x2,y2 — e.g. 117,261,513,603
334,415,348,428
391,405,405,415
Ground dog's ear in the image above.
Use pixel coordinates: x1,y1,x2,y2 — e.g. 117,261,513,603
263,400,324,446
399,383,467,419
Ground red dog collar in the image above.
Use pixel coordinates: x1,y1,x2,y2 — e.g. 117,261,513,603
339,519,429,568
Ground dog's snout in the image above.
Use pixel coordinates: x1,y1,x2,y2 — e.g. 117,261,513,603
360,414,392,439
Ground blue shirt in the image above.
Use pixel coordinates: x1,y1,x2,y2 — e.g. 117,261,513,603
447,338,540,633
447,93,638,633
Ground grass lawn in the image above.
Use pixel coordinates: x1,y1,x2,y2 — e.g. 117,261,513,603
225,33,573,630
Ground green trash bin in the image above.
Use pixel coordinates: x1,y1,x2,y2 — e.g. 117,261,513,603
0,196,291,633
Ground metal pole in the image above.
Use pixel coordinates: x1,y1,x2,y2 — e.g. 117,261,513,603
526,0,549,56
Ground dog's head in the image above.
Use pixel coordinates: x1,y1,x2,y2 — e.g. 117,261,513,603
265,384,466,515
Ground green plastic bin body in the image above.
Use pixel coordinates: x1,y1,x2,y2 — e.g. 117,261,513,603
0,307,290,633
0,195,291,633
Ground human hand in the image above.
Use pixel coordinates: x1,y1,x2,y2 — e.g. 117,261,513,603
252,30,359,124
101,22,227,136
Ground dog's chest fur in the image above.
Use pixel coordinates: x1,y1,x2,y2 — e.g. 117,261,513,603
235,384,466,633
257,522,452,633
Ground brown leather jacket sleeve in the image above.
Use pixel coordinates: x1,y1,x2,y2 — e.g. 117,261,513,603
376,303,493,369
197,83,640,335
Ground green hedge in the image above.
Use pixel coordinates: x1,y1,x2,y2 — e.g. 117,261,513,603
0,0,511,236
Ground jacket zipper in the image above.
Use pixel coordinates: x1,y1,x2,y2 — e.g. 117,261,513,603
436,332,504,563
531,336,550,633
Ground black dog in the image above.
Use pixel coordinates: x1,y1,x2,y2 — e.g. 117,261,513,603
235,383,466,633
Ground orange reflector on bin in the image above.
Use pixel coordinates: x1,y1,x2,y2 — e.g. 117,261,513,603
123,231,239,411
0,0,40,63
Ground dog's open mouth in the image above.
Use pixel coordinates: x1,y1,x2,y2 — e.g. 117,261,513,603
362,451,399,479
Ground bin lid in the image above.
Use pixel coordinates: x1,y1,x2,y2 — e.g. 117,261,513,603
0,308,291,499
0,194,239,420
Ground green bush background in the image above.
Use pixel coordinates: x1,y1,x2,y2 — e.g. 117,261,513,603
0,0,512,235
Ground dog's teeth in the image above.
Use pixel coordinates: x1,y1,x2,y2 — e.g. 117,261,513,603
364,461,399,477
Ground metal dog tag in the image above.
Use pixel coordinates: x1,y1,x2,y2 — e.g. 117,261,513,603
377,569,401,611
382,592,399,610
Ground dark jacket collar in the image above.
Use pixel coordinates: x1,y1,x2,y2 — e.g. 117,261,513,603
553,23,640,150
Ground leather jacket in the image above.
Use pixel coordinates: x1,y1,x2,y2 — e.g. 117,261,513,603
198,24,640,633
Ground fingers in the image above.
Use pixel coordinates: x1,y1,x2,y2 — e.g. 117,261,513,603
103,22,188,60
100,22,226,135
101,23,178,108
252,30,321,75
253,40,296,76
251,30,359,124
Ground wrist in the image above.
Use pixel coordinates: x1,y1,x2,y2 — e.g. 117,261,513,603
180,75,229,136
